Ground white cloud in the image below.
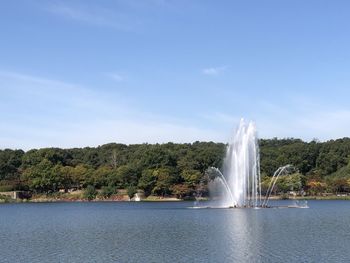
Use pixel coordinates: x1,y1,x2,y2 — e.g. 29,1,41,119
104,72,127,82
45,3,135,30
252,100,350,142
0,71,223,150
294,110,350,140
202,66,228,76
199,97,350,143
2,71,350,150
0,118,224,150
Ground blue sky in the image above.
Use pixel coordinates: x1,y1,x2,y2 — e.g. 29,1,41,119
1,0,350,149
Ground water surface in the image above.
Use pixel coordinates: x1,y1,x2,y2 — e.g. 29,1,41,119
0,200,349,262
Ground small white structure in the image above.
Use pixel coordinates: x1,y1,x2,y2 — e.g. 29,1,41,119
134,193,141,202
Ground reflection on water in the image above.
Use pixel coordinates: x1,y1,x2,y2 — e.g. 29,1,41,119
220,209,254,261
0,201,350,263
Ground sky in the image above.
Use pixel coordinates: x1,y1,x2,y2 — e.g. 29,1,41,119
1,0,350,150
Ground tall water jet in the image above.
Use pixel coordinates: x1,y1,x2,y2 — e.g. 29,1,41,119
195,120,306,209
212,119,261,208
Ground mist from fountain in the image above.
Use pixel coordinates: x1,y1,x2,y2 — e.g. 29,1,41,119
209,119,261,208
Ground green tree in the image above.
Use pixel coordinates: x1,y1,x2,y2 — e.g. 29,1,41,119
137,169,157,197
100,185,117,198
21,159,60,193
171,184,193,199
0,149,24,190
116,165,139,187
126,185,137,199
275,173,304,193
72,164,90,188
58,166,75,192
84,185,97,200
152,167,175,196
92,166,113,188
181,169,202,186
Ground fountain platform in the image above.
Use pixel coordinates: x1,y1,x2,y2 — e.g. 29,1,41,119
189,204,308,209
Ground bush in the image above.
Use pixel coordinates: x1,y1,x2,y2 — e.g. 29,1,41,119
84,185,97,201
127,185,137,199
100,185,116,198
280,193,289,200
0,194,11,203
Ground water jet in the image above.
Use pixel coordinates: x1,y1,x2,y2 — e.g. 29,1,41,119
194,119,307,209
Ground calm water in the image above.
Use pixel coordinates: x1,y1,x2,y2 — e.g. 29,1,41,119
0,200,349,263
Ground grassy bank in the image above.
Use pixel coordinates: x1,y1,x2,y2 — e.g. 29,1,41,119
2,193,350,203
294,195,350,200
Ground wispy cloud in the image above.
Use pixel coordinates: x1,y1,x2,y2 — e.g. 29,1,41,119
2,71,349,149
250,97,350,141
43,1,184,32
0,71,223,149
202,66,228,76
104,72,127,82
45,2,135,30
197,95,350,143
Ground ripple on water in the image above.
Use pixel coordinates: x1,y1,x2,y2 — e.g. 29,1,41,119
0,201,350,263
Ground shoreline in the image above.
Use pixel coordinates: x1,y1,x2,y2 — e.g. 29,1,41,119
0,195,184,203
1,195,350,203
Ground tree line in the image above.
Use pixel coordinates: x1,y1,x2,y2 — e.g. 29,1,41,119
1,138,350,198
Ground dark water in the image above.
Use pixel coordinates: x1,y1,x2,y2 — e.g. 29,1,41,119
0,200,349,263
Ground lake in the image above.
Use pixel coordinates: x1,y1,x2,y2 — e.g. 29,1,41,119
0,200,349,262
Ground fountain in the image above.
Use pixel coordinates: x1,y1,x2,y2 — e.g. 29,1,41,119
207,119,261,208
261,164,293,207
194,119,307,209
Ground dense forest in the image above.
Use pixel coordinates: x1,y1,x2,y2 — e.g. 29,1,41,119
1,138,350,199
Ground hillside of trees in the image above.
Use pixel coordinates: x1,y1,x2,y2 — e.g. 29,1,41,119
1,138,350,199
